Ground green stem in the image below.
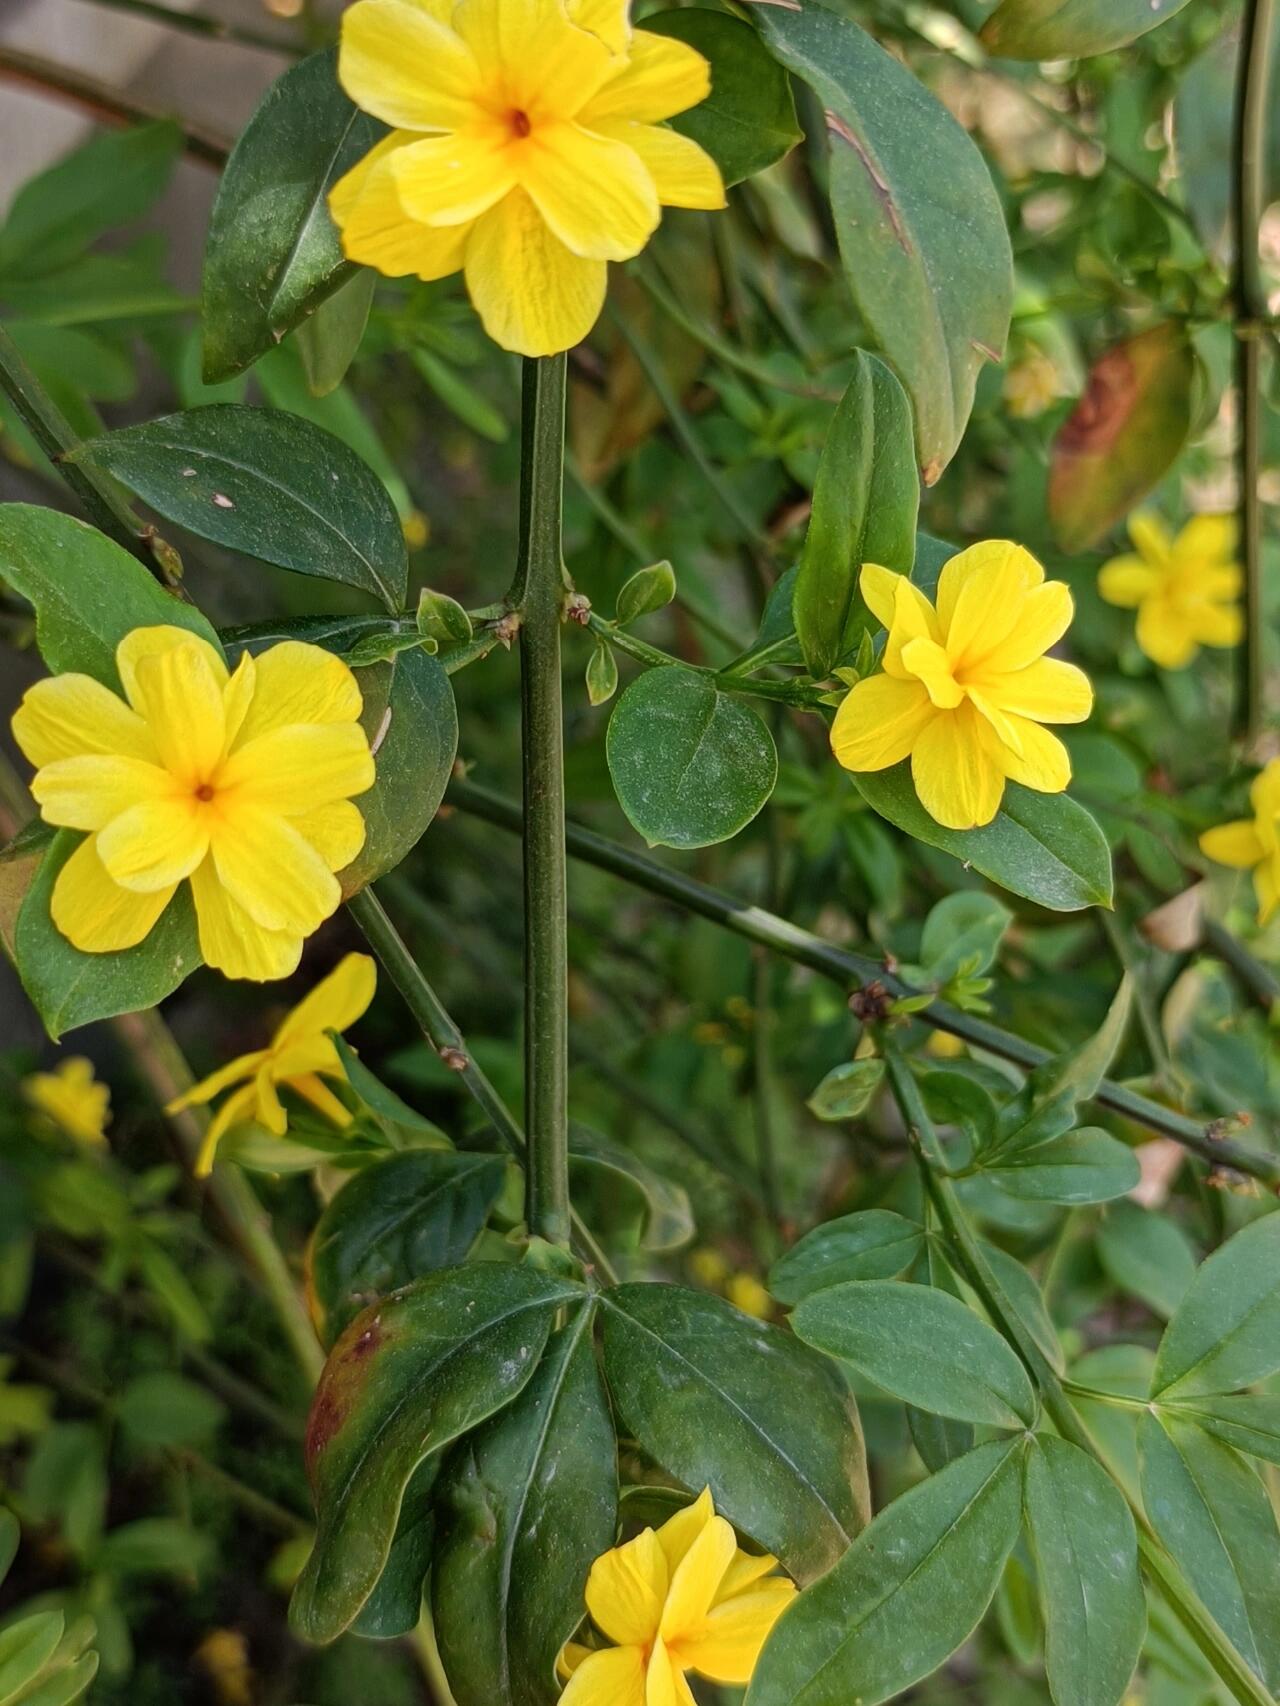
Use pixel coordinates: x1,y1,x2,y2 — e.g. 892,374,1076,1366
448,779,1280,1184
584,610,825,707
1201,917,1280,1016
508,356,573,1249
884,1050,1275,1706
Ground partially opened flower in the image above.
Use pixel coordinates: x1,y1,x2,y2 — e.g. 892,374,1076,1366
559,1487,795,1705
166,953,377,1175
1199,760,1280,925
12,628,375,983
831,542,1093,831
1098,513,1242,670
330,0,725,356
23,1057,110,1147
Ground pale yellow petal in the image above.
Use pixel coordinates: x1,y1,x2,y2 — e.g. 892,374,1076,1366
166,1050,267,1115
660,1514,736,1643
935,539,1042,643
990,716,1071,794
30,754,175,832
830,674,935,774
1200,820,1265,869
585,1527,668,1647
580,31,710,124
13,674,157,768
209,808,341,936
675,1577,797,1684
1097,555,1160,609
392,129,517,228
1128,512,1172,563
189,857,303,983
558,1645,647,1706
274,953,377,1047
464,190,606,356
970,657,1093,724
592,121,724,210
1173,513,1237,565
656,1489,717,1576
518,122,658,261
900,636,963,708
222,724,375,813
117,626,227,704
912,703,1005,830
50,834,176,953
331,136,471,279
293,800,368,874
233,642,364,748
129,640,227,786
338,0,481,131
96,797,210,893
1136,599,1198,669
193,1083,258,1176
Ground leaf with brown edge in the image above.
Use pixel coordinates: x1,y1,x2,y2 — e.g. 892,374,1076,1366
1048,325,1198,552
290,1265,583,1645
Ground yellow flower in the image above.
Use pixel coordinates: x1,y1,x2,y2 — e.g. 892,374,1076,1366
726,1273,773,1320
329,0,725,357
23,1057,110,1146
1098,513,1242,670
1002,349,1060,420
688,1246,731,1290
12,628,375,983
1200,760,1280,925
560,1488,796,1706
166,952,377,1175
831,542,1093,831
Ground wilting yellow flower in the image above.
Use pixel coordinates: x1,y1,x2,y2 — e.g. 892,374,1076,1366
23,1057,110,1146
560,1488,795,1705
166,953,377,1175
1003,349,1060,420
726,1273,773,1320
1098,513,1242,670
330,0,725,357
831,543,1093,831
12,628,375,983
1200,760,1280,925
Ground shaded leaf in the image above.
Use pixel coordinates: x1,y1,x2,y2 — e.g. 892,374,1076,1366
980,1128,1140,1205
297,270,376,399
770,1211,925,1305
1098,1202,1197,1320
1162,1394,1280,1468
981,0,1191,59
568,1126,694,1253
806,1059,885,1122
1151,1213,1280,1399
351,1457,438,1639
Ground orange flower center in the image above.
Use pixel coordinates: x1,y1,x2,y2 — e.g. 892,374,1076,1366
509,107,532,139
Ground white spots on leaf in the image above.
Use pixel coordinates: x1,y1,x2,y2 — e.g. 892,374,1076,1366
212,492,235,509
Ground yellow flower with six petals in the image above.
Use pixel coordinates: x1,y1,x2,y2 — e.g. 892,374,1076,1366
12,627,375,983
1097,513,1242,670
831,542,1094,832
167,952,377,1174
1199,759,1280,925
23,1057,110,1146
559,1487,795,1706
330,0,725,356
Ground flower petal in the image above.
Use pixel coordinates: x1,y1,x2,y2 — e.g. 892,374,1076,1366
274,952,377,1048
254,1061,289,1136
50,834,176,953
290,1073,354,1127
569,0,631,56
518,122,659,260
392,129,518,228
830,674,935,774
656,1489,717,1576
585,1526,668,1647
859,565,939,673
660,1514,736,1643
645,1639,698,1706
580,30,710,123
990,717,1071,794
970,657,1093,724
1097,555,1160,609
1173,513,1237,565
465,189,606,356
222,723,375,813
189,856,303,982
936,539,1041,632
558,1645,647,1706
454,0,614,115
977,581,1074,675
234,642,364,748
31,754,175,832
193,1083,258,1176
1128,512,1172,563
592,120,724,210
900,636,963,708
1135,599,1198,669
338,0,482,131
937,541,1049,671
1255,857,1280,925
331,135,472,279
221,652,257,753
293,800,368,873
675,1576,797,1684
210,808,341,936
117,626,227,705
1200,820,1265,869
129,639,227,785
96,797,210,893
911,703,1005,830
1191,601,1243,648
13,674,157,767
166,1050,267,1115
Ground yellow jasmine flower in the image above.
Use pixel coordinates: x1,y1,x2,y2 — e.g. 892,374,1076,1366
560,1488,796,1706
1002,348,1060,420
23,1057,110,1146
1098,513,1242,670
831,542,1094,831
726,1273,773,1320
166,952,377,1175
12,628,375,983
329,0,725,357
688,1246,731,1290
1200,760,1280,925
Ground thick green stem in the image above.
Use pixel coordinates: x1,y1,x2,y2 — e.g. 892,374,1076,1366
509,356,572,1250
449,779,1280,1184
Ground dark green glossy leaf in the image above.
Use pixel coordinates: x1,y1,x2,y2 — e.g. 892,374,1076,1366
770,1211,924,1305
752,1,1012,481
72,405,407,610
433,1308,617,1706
793,1279,1038,1428
600,1283,869,1583
350,1457,438,1639
745,1439,1025,1706
853,766,1113,912
1139,1414,1280,1691
981,0,1191,59
1151,1213,1280,1399
794,353,918,678
1024,1435,1145,1706
1162,1395,1280,1468
980,1128,1140,1204
607,667,777,850
644,11,800,185
309,1151,507,1344
291,1264,582,1643
202,48,382,383
1098,1202,1197,1320
568,1126,694,1253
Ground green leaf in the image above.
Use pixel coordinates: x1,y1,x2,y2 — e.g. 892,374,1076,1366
0,1614,64,1704
16,1653,99,1706
202,48,382,383
853,767,1113,912
599,1283,869,1584
806,1059,885,1122
296,270,376,399
907,1404,976,1474
643,11,801,185
979,1128,1140,1204
568,1126,694,1254
0,505,220,690
615,560,676,625
745,1438,1025,1706
309,1152,507,1345
72,406,407,610
0,1509,17,1582
1151,1213,1280,1399
770,1211,925,1305
1024,1436,1146,1706
1138,1414,1280,1691
792,1279,1038,1428
327,1033,442,1136
752,2,1012,481
1048,326,1198,553
794,353,918,678
291,1265,582,1643
1098,1202,1197,1320
585,642,619,708
432,1309,618,1706
607,667,777,850
1030,977,1132,1109
351,1457,438,1639
918,893,1012,984
981,0,1191,59
15,832,202,1042
979,1241,1065,1376
116,1373,225,1449
1161,1395,1280,1468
